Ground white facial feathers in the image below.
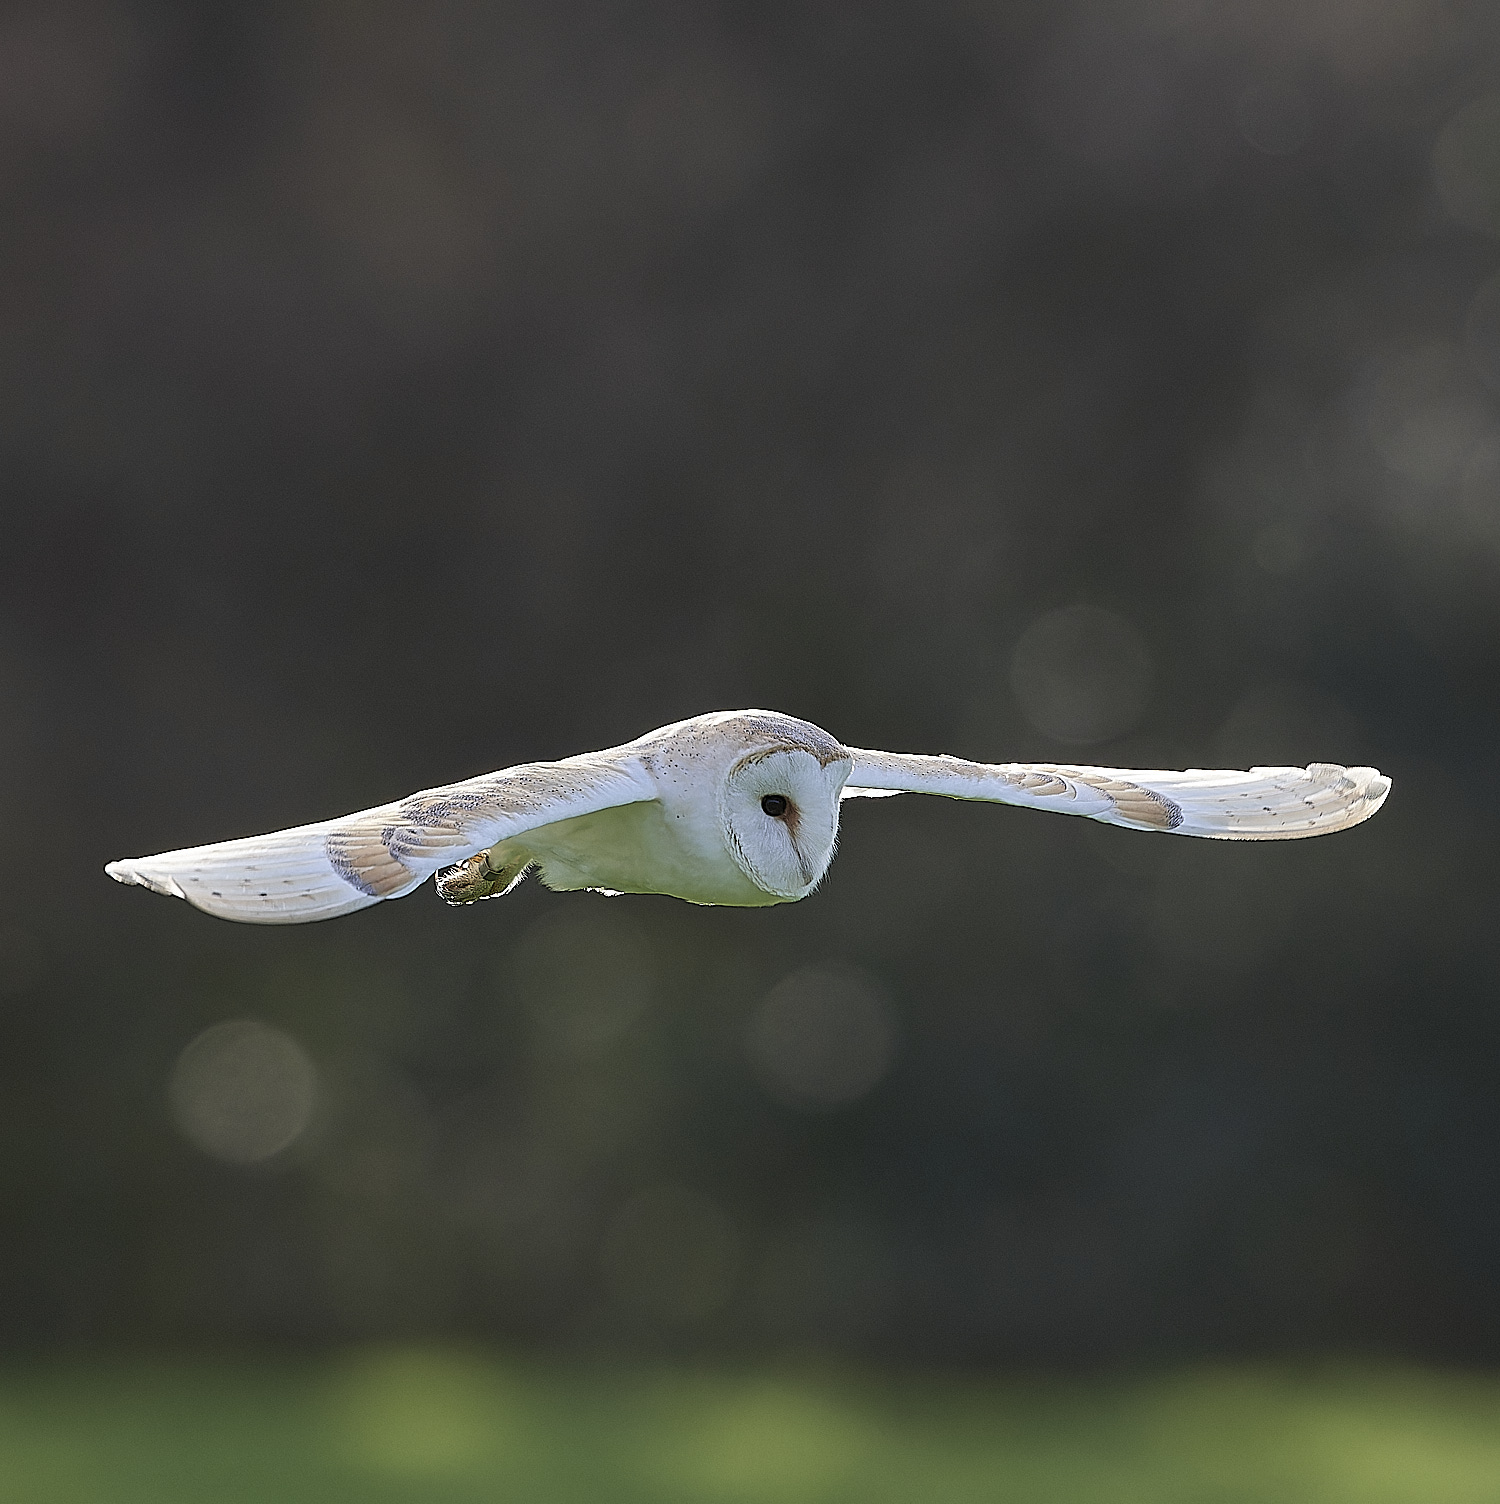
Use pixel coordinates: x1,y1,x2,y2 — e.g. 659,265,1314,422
718,747,852,899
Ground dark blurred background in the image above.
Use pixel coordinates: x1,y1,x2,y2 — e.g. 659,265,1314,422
3,0,1500,1369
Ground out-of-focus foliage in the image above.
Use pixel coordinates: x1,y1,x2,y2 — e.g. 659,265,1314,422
2,0,1500,1363
5,1353,1500,1503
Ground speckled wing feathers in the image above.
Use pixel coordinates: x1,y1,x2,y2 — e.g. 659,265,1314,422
841,751,1391,839
105,756,654,923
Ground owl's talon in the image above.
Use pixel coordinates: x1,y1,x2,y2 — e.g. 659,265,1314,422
437,853,507,904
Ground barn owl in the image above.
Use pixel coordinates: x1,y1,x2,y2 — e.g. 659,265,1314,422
105,709,1391,925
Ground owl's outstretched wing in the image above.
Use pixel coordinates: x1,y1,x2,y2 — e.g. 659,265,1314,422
841,750,1390,839
105,756,655,924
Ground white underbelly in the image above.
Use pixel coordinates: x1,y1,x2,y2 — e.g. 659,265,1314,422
516,801,782,907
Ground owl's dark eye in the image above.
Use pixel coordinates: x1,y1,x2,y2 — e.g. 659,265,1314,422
761,794,789,817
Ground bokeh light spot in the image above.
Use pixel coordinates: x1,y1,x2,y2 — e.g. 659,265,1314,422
168,1019,317,1164
747,966,898,1111
600,1184,739,1322
1010,604,1153,745
1434,92,1500,237
1362,343,1493,488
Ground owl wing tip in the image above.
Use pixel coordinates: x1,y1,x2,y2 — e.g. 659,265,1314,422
105,859,185,899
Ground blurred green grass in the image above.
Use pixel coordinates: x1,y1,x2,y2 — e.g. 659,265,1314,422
3,1351,1500,1503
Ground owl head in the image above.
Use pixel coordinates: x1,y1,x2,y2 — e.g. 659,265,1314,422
719,744,852,900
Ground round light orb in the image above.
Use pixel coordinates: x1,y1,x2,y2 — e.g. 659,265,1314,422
1010,604,1153,745
168,1019,317,1164
746,965,898,1111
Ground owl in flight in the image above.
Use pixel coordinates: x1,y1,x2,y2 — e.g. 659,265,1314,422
106,710,1391,924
